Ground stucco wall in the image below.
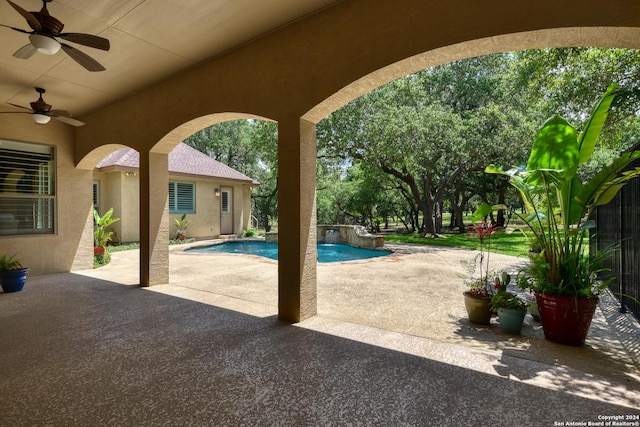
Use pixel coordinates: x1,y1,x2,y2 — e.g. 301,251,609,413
3,0,639,318
0,114,93,275
95,170,251,241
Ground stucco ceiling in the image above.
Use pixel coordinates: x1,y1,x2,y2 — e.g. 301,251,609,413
0,0,339,118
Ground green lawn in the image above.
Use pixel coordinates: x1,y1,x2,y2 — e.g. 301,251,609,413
384,229,530,258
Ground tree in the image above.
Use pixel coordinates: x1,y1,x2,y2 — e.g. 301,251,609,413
185,119,279,231
318,53,535,236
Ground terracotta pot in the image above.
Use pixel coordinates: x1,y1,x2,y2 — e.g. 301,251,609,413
536,293,598,346
463,292,492,324
94,247,105,257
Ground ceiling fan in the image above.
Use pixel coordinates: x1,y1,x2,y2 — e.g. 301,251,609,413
0,0,110,71
0,87,85,126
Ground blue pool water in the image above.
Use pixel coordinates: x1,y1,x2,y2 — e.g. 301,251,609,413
187,241,391,263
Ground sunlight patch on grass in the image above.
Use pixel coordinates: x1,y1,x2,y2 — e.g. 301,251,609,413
384,230,529,257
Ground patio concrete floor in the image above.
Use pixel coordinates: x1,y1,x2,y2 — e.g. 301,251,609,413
1,240,639,426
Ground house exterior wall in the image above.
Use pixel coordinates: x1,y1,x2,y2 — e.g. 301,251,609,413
94,169,252,241
120,173,139,243
93,171,137,244
170,180,252,239
170,178,219,239
0,115,93,275
242,186,252,231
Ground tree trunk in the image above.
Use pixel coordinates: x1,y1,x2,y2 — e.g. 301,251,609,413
496,187,507,227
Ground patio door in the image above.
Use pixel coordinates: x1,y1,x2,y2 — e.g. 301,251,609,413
220,187,233,234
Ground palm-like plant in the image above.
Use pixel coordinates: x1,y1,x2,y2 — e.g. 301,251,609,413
93,208,120,248
487,84,640,298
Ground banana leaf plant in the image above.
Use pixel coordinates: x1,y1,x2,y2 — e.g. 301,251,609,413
93,208,120,248
486,84,640,298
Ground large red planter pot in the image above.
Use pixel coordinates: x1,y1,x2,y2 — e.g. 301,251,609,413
536,293,599,346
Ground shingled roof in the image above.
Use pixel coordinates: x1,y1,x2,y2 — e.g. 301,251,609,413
96,143,258,185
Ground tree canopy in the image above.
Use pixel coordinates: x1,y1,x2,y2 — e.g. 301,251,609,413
185,48,640,234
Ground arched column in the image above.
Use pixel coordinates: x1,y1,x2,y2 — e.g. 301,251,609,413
139,150,170,286
277,117,317,322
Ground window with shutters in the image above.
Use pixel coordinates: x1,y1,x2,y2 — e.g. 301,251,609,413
0,139,55,235
221,190,230,214
168,181,195,214
93,181,100,212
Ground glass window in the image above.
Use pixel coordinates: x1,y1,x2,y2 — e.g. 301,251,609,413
168,181,195,214
0,139,55,235
221,190,230,214
93,181,99,211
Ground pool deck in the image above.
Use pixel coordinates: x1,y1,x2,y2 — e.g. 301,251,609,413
1,239,639,425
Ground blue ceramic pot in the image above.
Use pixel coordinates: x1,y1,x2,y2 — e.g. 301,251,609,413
0,268,29,293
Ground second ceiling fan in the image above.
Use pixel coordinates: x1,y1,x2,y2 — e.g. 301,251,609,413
1,0,110,71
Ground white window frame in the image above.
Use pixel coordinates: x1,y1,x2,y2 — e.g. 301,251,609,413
0,139,55,236
93,181,100,213
168,180,195,214
221,189,231,214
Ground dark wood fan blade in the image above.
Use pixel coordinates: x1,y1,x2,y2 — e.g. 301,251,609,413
59,33,110,51
51,114,84,127
12,43,36,59
60,43,105,72
7,102,32,111
50,109,71,117
6,0,42,32
0,23,31,34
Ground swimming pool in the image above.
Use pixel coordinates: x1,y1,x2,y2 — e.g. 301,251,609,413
186,241,391,263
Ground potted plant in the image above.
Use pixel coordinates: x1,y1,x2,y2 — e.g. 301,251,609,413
93,208,120,258
462,204,502,324
0,253,29,293
527,294,540,322
174,213,190,240
486,84,640,345
490,272,527,334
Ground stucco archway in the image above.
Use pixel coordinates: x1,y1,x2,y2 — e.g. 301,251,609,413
139,113,276,286
303,27,640,122
69,0,640,322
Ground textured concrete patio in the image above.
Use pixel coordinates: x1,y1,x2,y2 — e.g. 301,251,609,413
1,241,638,426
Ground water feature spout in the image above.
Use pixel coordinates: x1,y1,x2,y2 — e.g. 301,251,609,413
325,229,338,243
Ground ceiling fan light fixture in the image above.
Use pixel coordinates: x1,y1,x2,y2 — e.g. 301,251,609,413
32,113,51,124
29,34,61,55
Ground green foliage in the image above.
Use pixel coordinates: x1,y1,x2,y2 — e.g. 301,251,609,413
490,292,527,311
184,49,640,240
487,85,640,298
318,52,536,235
93,208,121,248
384,231,529,257
174,213,190,239
184,119,280,231
242,228,257,237
93,251,110,268
169,238,196,245
0,253,23,271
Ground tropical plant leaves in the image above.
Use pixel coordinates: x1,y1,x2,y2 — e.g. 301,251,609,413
527,115,579,183
577,83,618,165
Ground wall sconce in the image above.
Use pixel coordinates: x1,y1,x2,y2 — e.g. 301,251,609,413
215,188,220,197
125,172,137,177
